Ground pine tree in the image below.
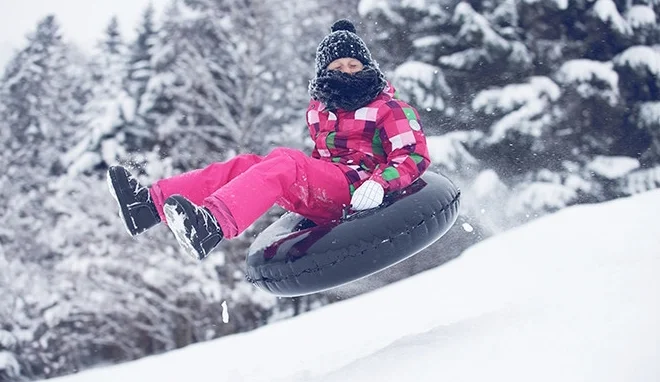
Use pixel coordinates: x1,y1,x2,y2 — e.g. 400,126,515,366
30,171,263,377
62,16,135,175
127,4,157,102
361,0,660,229
0,299,21,381
141,0,321,315
0,15,86,259
102,16,123,55
359,0,458,134
471,1,658,223
138,0,311,170
0,15,84,176
0,17,92,378
122,3,159,152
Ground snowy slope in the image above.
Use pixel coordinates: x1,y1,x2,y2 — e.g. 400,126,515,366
48,190,660,382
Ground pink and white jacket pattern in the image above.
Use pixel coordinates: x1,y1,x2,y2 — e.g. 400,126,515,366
306,82,431,194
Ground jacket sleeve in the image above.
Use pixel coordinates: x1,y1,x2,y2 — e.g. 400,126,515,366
369,100,431,192
310,145,321,159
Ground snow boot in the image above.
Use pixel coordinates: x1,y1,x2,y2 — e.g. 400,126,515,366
107,165,161,236
163,195,224,261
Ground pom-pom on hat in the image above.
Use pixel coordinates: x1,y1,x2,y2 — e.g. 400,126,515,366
315,19,375,76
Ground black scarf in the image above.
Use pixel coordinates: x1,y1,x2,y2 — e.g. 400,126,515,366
309,66,387,111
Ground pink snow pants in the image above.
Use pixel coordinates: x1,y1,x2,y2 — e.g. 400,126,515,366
149,148,351,239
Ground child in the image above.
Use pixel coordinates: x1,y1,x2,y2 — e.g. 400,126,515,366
108,19,430,261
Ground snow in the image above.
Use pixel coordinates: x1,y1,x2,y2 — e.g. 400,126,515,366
556,59,620,105
592,0,633,35
485,95,550,143
392,61,451,111
0,351,20,379
614,46,660,77
626,5,657,28
394,61,441,90
556,59,619,89
438,47,488,70
508,182,577,214
45,188,660,382
508,40,533,67
473,76,560,115
638,101,660,129
221,301,230,324
426,132,481,172
400,0,429,11
0,331,16,349
412,35,442,49
162,203,200,262
471,169,507,199
522,0,568,10
454,2,509,52
357,0,406,24
620,166,660,195
587,156,640,179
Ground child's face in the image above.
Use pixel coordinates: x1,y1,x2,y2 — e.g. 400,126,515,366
327,57,364,74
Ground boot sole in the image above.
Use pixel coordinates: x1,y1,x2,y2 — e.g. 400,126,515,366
163,197,207,261
107,167,140,236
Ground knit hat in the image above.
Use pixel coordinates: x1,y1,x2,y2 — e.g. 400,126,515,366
315,19,375,76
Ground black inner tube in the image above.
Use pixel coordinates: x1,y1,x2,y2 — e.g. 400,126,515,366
245,172,460,297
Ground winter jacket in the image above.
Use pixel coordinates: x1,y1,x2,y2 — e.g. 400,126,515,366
306,82,431,194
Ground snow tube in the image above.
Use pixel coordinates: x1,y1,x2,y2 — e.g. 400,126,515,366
245,172,460,297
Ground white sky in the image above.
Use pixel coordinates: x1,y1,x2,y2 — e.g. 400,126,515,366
0,0,163,70
45,185,660,381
